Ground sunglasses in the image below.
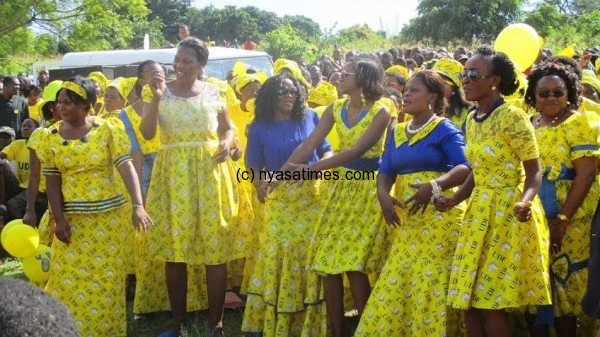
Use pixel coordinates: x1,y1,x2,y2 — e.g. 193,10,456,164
459,70,493,82
340,71,356,79
537,89,566,99
277,86,299,97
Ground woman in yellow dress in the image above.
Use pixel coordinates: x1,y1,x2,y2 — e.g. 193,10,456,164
281,56,392,337
436,45,552,337
241,73,332,337
37,76,151,336
140,37,238,337
355,71,470,336
523,60,600,337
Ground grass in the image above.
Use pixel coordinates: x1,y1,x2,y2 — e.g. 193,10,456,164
2,258,598,337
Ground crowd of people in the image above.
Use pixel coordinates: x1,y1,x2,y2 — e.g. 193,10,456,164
0,35,599,337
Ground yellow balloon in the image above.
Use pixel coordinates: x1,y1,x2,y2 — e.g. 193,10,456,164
23,244,52,283
494,23,540,72
3,224,39,258
1,219,24,244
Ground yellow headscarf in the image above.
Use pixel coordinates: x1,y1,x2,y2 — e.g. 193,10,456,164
583,69,600,94
108,77,138,103
88,71,109,93
557,44,576,58
231,73,265,95
273,58,313,89
307,81,338,107
431,59,463,87
385,65,410,80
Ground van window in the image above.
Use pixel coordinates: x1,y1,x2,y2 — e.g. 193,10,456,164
205,56,273,80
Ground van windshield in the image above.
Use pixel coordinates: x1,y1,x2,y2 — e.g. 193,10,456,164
204,56,273,80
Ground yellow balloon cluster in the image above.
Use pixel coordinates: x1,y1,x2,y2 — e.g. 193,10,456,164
1,219,51,284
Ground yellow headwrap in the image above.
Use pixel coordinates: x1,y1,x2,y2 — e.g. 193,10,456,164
61,81,88,100
583,69,600,94
307,81,338,107
108,77,138,103
232,61,247,78
385,65,410,80
231,74,264,95
88,71,109,93
431,59,463,87
273,58,313,89
557,44,576,58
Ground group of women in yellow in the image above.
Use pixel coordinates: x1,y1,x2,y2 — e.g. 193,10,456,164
12,35,600,337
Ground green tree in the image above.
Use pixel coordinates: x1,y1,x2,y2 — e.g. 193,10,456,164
146,0,191,43
524,3,563,37
283,15,321,41
261,24,314,61
401,0,523,44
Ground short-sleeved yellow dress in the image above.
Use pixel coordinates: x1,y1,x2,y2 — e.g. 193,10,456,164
145,82,240,265
448,102,552,309
38,117,133,337
534,111,600,316
355,118,467,337
310,97,390,276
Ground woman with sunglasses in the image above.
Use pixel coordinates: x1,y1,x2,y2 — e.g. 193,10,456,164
241,73,332,337
355,70,470,337
278,56,392,337
435,45,551,337
523,60,600,337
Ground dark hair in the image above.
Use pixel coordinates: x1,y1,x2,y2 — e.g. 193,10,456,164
328,71,341,82
525,61,581,110
473,45,519,96
394,58,408,67
446,83,472,118
254,73,307,123
179,24,189,30
2,76,16,86
352,57,384,101
57,75,97,111
411,71,445,114
178,37,209,65
545,55,583,80
383,87,403,104
388,48,399,60
0,277,78,336
137,60,159,79
22,85,41,97
413,53,425,67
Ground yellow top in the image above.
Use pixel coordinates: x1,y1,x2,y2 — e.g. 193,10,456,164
26,128,48,192
2,139,31,189
37,118,132,213
28,101,43,121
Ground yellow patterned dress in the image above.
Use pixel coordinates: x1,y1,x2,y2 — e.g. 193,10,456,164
241,110,330,337
27,128,53,245
534,111,600,317
355,118,467,337
310,98,390,276
145,83,240,265
36,117,133,337
448,102,552,309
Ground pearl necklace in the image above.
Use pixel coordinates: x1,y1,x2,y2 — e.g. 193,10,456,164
406,113,437,135
533,110,566,128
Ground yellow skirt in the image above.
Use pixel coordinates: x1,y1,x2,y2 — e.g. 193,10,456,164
310,167,390,275
241,181,327,337
356,171,466,337
448,185,552,309
45,206,130,337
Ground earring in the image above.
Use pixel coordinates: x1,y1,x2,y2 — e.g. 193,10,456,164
492,86,497,91
428,103,432,110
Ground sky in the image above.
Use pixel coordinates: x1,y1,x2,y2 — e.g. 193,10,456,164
194,0,420,35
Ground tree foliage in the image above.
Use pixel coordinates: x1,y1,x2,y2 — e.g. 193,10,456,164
283,15,322,40
401,0,523,44
261,25,315,61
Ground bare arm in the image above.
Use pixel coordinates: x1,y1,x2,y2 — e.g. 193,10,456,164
558,156,598,220
308,107,390,172
140,73,165,140
46,174,70,244
22,149,40,226
117,161,152,231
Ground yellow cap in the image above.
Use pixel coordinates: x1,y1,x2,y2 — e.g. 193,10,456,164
431,59,464,87
385,65,410,80
307,81,338,106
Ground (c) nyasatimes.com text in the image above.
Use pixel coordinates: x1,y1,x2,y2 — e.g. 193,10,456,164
236,167,376,183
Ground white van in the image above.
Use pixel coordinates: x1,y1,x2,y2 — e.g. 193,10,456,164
35,47,273,81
